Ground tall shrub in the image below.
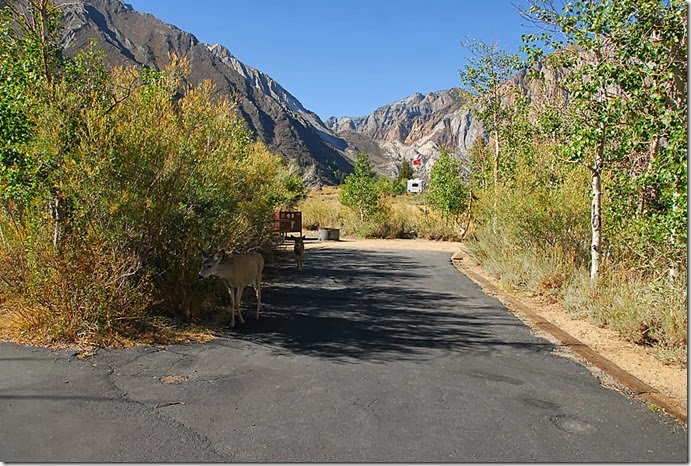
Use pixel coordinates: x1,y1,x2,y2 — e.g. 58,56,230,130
339,152,382,221
522,0,687,280
426,148,468,225
0,3,303,343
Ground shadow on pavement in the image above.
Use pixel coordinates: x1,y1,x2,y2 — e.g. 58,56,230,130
227,248,554,363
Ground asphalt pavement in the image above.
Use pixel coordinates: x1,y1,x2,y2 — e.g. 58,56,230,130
0,247,687,462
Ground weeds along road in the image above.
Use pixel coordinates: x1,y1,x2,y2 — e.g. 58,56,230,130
0,246,687,462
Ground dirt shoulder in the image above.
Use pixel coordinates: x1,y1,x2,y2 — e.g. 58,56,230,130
306,234,687,423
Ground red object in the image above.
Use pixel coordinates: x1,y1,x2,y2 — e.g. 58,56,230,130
412,154,422,166
272,211,302,234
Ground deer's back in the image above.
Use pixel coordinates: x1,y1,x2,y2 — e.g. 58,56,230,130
219,252,264,286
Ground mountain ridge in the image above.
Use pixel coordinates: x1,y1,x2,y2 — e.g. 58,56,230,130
326,88,486,178
60,0,354,186
57,0,505,184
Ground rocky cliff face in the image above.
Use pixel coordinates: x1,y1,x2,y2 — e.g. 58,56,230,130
325,61,567,181
59,0,353,186
326,89,487,179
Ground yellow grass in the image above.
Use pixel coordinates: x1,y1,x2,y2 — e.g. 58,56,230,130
299,186,464,240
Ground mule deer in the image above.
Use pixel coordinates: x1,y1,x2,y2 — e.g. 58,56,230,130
289,235,305,271
198,249,264,328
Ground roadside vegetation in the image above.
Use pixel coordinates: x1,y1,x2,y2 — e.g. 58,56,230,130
475,0,687,366
304,0,687,366
0,0,685,368
301,150,468,241
0,1,303,346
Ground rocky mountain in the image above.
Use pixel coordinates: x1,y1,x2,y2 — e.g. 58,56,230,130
325,61,567,181
505,61,569,107
58,0,353,186
54,0,561,187
326,89,487,179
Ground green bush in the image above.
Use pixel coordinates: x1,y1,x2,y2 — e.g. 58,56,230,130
426,148,469,224
466,143,686,364
0,48,302,344
339,152,382,220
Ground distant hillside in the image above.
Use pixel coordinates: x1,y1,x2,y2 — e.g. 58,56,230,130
59,0,353,186
55,0,564,186
326,89,486,179
325,61,568,181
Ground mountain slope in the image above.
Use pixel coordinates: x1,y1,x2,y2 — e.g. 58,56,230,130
326,89,487,178
325,61,567,180
59,0,353,185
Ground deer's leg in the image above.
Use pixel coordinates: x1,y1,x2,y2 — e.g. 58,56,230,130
227,285,236,328
235,285,245,324
253,278,262,319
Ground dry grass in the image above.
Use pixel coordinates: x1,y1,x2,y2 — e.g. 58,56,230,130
468,233,688,368
300,186,461,240
561,270,687,366
0,309,219,349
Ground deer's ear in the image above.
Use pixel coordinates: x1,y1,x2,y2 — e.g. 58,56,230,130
200,247,209,259
214,250,225,262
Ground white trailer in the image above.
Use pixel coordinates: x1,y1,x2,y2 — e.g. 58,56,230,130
406,178,423,193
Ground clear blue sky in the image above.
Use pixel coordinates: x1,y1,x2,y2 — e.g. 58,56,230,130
126,0,539,120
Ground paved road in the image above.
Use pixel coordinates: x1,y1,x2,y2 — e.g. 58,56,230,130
0,247,687,462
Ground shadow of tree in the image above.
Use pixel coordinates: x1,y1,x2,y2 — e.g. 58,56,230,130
229,248,554,363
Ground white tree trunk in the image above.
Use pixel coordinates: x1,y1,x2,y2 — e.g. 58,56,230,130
590,171,601,280
590,144,604,280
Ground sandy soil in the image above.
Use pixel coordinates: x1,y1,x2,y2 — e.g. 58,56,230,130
305,234,687,418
